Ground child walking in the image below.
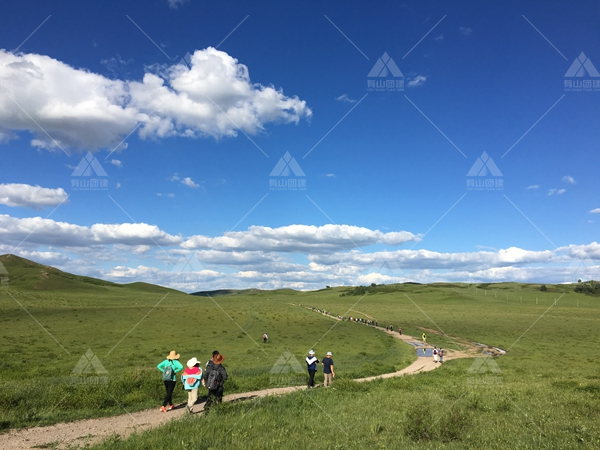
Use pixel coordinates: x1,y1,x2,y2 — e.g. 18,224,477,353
181,357,203,413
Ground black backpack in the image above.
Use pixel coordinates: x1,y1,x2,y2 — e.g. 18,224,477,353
206,368,222,390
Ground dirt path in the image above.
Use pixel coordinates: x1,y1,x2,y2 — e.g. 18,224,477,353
1,311,477,449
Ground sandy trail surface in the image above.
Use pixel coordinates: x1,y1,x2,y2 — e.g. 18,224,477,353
1,309,481,449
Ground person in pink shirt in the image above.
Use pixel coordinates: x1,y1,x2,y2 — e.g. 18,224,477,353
181,357,203,413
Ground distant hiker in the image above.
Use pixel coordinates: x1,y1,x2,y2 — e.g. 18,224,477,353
306,350,319,388
203,353,228,410
157,350,184,413
433,347,438,363
399,327,402,335
181,357,203,414
322,351,335,387
439,348,444,363
422,332,427,344
263,333,268,343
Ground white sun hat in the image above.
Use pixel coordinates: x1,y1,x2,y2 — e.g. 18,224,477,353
186,357,199,368
309,350,315,355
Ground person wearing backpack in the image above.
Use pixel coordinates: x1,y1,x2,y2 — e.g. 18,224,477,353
181,357,203,414
157,350,184,412
203,353,227,411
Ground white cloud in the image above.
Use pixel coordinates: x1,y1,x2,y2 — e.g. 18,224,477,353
548,188,566,196
335,94,356,103
435,35,444,41
116,182,121,189
459,27,472,36
407,75,427,88
182,224,421,253
562,175,576,184
0,183,68,209
324,173,335,178
526,185,539,190
0,214,181,247
168,173,180,182
157,193,175,198
0,48,311,151
111,159,123,167
167,0,189,9
590,208,600,214
181,177,199,188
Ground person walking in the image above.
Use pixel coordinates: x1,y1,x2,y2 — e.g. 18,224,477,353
157,350,184,412
433,347,438,363
306,350,319,388
203,353,228,411
398,327,402,335
263,333,268,343
422,332,427,344
439,348,444,363
181,357,203,414
322,351,335,387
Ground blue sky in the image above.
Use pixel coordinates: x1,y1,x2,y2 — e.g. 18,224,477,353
0,0,598,291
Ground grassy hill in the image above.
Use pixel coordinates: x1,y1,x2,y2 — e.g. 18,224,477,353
0,256,599,448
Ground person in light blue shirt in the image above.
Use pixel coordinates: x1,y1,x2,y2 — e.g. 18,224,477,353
157,350,184,412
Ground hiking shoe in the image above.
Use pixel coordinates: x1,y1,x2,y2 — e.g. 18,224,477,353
160,406,167,413
167,405,174,411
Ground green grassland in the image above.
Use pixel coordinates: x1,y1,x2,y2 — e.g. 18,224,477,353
1,254,599,448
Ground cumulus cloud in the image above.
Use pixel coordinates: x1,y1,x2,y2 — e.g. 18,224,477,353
590,208,600,214
0,48,311,152
526,185,539,190
548,188,566,196
407,75,427,88
0,183,68,209
167,0,189,9
111,159,123,167
562,175,576,184
181,177,199,188
335,94,356,103
0,214,181,247
182,224,422,253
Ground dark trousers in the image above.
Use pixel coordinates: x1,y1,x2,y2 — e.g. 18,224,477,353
205,385,224,409
307,370,316,387
163,381,176,407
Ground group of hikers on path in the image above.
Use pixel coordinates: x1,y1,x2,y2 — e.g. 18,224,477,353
157,350,228,414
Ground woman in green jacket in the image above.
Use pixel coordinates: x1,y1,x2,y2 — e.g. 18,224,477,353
157,350,184,412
